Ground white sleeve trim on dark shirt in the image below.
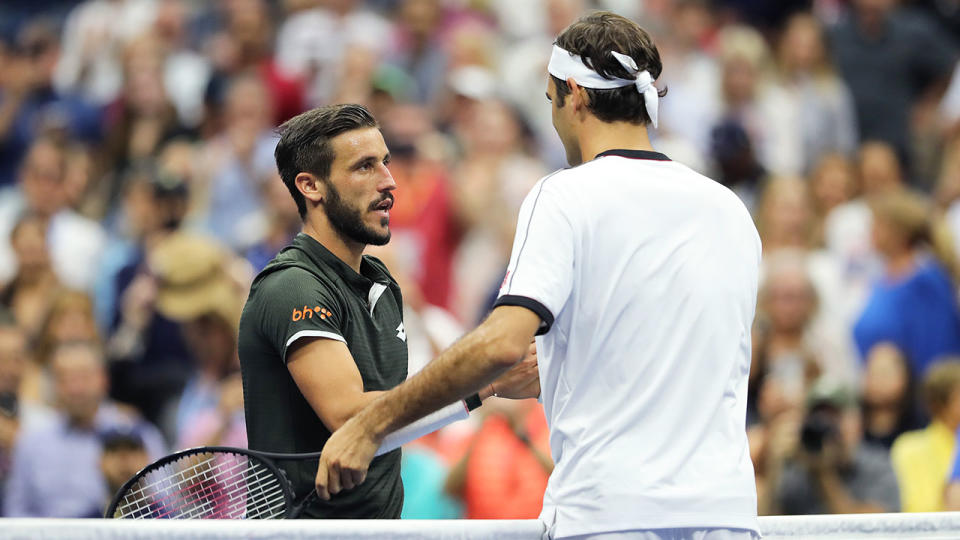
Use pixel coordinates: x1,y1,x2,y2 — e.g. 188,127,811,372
284,330,347,352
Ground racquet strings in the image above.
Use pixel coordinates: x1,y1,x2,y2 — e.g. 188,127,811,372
110,450,288,519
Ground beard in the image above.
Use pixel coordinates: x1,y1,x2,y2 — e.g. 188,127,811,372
322,179,391,246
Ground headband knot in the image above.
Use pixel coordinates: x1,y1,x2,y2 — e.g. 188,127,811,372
548,45,659,128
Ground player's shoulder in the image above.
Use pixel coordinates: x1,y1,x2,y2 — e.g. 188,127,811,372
526,165,589,199
252,262,340,305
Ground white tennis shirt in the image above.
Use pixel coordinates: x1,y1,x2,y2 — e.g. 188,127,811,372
494,150,761,538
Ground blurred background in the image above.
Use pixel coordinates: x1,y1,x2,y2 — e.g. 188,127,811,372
0,0,959,521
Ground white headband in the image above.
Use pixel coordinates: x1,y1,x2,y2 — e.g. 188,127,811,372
547,45,659,128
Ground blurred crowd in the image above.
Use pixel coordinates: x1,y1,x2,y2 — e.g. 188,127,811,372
0,0,959,520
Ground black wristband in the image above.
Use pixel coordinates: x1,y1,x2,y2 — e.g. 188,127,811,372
465,393,482,411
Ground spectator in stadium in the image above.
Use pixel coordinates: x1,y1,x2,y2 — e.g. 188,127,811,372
0,19,102,187
749,373,805,516
35,291,100,370
656,0,720,159
384,0,449,107
450,98,545,322
201,0,304,129
755,178,818,252
244,170,302,273
809,153,856,243
824,141,906,312
274,0,388,109
106,232,240,436
196,75,278,251
750,250,822,425
3,340,164,517
97,35,191,213
94,162,187,328
444,399,551,519
0,214,62,340
853,191,960,377
713,25,803,178
0,313,47,413
145,232,247,449
754,183,854,384
500,0,583,169
891,360,960,512
710,118,766,212
53,0,158,105
861,343,923,449
98,426,150,516
0,314,50,512
63,143,98,217
151,0,212,130
768,13,857,175
774,379,900,514
829,0,958,171
0,137,106,292
376,104,460,309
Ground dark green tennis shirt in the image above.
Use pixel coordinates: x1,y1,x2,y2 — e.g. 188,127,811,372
238,233,408,519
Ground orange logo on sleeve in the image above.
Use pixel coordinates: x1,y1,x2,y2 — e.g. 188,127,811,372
292,306,334,322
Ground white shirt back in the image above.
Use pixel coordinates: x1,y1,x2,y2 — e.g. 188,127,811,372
495,150,761,537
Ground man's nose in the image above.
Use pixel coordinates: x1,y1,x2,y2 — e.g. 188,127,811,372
378,163,397,192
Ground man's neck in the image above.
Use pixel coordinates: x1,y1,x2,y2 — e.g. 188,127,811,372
577,118,655,164
302,218,365,272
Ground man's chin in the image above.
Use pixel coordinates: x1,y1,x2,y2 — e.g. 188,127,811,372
369,230,391,246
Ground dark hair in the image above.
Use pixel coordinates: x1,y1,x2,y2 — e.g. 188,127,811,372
274,104,379,219
100,426,146,452
552,12,666,125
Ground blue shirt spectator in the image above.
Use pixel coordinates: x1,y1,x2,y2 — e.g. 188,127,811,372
3,402,164,517
854,257,960,377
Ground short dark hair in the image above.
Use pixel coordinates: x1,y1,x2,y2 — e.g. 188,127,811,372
274,104,379,219
552,12,666,125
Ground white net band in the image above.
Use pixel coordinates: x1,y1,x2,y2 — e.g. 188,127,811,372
10,513,960,539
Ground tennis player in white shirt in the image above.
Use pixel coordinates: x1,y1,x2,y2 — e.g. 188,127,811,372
315,11,762,540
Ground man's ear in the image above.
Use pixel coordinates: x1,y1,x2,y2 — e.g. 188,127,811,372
295,172,325,206
565,77,589,114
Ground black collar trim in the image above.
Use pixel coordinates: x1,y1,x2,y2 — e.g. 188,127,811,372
595,149,671,161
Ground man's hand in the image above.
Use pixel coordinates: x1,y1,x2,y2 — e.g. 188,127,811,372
486,341,539,400
314,415,380,501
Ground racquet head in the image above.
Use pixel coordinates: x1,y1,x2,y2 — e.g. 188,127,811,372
105,446,296,519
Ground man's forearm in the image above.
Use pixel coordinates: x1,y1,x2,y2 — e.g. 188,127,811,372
355,313,529,443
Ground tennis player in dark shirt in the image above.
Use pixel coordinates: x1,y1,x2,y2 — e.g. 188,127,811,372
238,104,540,518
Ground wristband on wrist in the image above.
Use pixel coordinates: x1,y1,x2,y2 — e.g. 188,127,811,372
465,393,482,411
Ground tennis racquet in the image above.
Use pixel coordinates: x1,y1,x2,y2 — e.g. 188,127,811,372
104,446,323,519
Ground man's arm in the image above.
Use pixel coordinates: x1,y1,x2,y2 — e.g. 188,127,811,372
314,305,541,499
288,334,535,453
287,337,385,432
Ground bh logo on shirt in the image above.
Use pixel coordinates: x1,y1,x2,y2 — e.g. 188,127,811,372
292,306,333,322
